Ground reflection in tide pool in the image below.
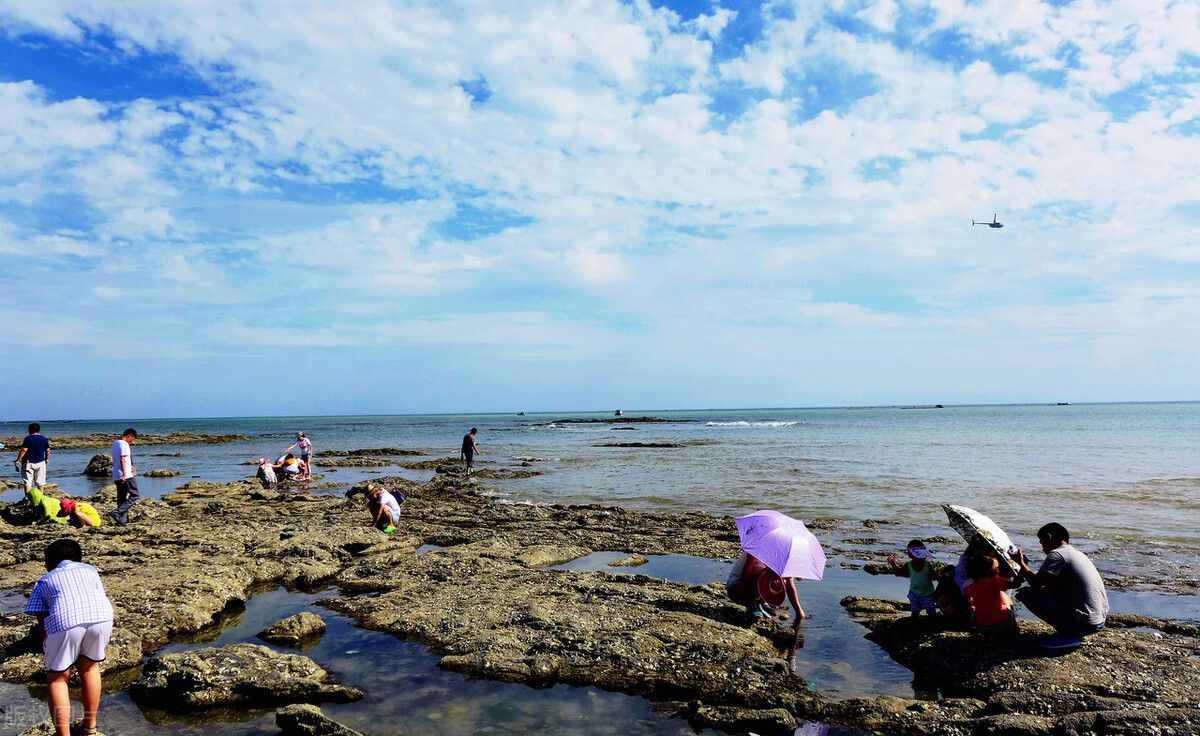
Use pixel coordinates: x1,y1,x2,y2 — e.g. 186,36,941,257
0,586,870,736
552,552,917,701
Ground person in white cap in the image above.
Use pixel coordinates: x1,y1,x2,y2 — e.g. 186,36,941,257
888,539,937,616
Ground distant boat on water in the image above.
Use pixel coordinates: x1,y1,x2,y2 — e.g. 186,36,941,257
1055,402,1071,406
901,405,944,409
614,410,624,416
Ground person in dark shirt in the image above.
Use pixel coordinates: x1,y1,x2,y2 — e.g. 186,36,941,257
460,428,482,478
14,423,51,494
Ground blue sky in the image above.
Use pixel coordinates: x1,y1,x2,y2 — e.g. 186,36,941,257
2,0,1200,419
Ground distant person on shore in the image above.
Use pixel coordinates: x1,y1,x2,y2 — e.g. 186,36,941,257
25,538,114,736
964,554,1017,635
726,551,806,619
57,498,102,528
14,423,51,495
1009,522,1109,649
367,486,404,533
460,428,481,478
256,458,277,489
285,432,313,480
888,539,937,616
109,428,138,527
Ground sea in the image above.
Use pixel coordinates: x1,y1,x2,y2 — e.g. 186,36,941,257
1,402,1197,735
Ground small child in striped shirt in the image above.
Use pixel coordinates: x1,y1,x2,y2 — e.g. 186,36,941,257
25,539,115,736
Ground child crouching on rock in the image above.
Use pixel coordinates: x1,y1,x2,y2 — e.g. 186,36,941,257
25,538,115,736
964,554,1018,635
888,539,937,616
367,487,405,534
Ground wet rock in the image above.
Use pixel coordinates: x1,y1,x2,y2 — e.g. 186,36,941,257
130,643,362,710
276,704,364,736
326,538,824,720
258,612,327,648
514,544,591,567
316,448,422,458
17,721,110,736
143,469,182,478
83,454,112,477
676,701,798,733
609,554,649,567
835,596,1200,735
315,457,394,467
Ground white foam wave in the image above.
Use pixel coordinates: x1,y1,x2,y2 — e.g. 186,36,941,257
705,421,803,427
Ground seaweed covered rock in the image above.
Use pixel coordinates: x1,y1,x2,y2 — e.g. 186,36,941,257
258,612,327,649
130,643,362,710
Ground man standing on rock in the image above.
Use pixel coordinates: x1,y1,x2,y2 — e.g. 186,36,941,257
460,428,482,478
109,428,138,527
13,422,50,495
1009,522,1108,649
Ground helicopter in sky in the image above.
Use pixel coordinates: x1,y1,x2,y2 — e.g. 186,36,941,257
972,214,1003,228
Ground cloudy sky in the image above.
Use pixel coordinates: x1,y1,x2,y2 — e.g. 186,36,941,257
2,0,1199,419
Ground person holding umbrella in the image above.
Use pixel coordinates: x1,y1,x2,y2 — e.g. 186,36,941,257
729,510,825,620
726,552,805,619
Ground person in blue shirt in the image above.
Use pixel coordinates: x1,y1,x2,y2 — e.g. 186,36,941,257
13,423,51,494
25,538,115,736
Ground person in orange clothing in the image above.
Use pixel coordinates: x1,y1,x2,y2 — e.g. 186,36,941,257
964,554,1017,635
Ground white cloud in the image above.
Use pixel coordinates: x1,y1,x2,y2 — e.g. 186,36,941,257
2,0,1200,413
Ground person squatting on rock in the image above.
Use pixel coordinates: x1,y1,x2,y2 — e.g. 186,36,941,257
109,428,138,527
963,554,1017,635
726,551,806,620
14,422,50,495
367,486,404,533
58,498,102,528
272,453,308,482
1009,521,1109,649
24,538,115,736
255,458,277,489
888,539,937,616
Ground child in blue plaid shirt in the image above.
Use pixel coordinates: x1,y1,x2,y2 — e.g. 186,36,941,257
25,539,114,736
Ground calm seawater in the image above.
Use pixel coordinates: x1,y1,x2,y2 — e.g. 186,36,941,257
3,402,1198,591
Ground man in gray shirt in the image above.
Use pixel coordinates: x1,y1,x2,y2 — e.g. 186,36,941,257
1010,522,1109,649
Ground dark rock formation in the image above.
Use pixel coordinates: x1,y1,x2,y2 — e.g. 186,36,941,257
83,454,112,477
609,554,649,567
276,704,365,736
593,442,686,448
143,469,182,478
258,612,327,648
316,448,422,458
130,643,362,710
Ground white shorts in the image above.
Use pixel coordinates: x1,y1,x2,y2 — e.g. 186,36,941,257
44,621,113,672
22,461,47,487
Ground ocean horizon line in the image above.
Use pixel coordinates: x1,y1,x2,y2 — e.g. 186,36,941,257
4,399,1199,425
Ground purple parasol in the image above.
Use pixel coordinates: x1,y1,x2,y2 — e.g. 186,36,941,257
734,509,827,581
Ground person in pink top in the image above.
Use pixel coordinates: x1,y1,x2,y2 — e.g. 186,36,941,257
285,432,314,480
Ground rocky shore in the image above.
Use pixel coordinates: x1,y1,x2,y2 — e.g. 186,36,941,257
0,472,1197,735
0,432,251,450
